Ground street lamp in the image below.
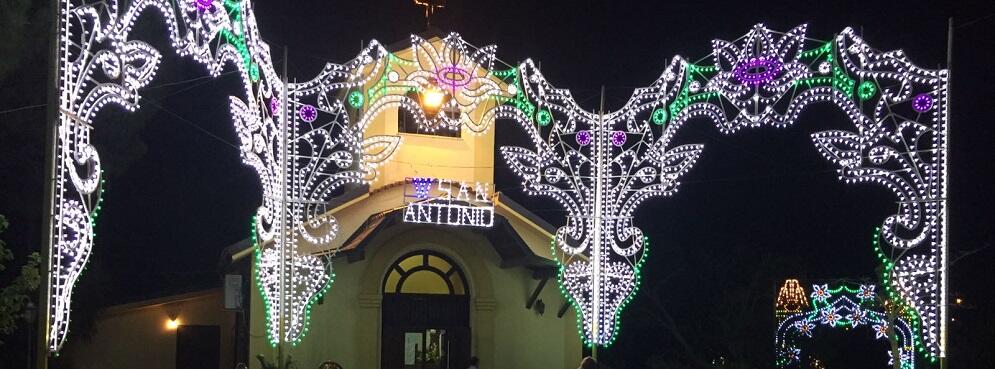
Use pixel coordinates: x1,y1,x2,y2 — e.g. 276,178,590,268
166,317,181,330
421,88,446,113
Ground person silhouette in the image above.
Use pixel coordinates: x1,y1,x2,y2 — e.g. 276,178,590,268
579,356,597,369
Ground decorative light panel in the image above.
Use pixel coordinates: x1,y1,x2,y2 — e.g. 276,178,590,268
492,24,948,358
48,0,398,351
776,279,809,316
497,57,706,347
239,39,400,345
48,0,948,360
357,33,514,134
775,281,916,369
401,177,495,227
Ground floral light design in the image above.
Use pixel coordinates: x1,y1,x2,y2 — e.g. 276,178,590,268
48,9,950,360
733,56,783,86
499,58,706,347
874,322,890,339
46,0,399,351
776,282,917,368
707,24,811,125
913,93,934,112
857,284,876,300
361,33,508,133
794,319,815,337
811,284,831,303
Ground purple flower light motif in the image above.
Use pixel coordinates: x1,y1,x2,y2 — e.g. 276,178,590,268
406,34,502,131
269,97,280,115
298,104,317,123
611,131,627,147
436,65,472,89
912,93,933,113
194,0,213,11
707,24,810,124
732,57,783,87
411,177,433,199
576,130,592,146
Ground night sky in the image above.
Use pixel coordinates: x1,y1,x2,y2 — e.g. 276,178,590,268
1,0,994,367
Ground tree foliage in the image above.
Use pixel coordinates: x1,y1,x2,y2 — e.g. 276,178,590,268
0,215,41,345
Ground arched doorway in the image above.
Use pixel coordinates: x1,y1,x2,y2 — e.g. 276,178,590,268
381,250,471,369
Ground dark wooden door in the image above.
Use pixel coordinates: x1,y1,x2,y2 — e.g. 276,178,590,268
447,326,471,369
382,294,470,369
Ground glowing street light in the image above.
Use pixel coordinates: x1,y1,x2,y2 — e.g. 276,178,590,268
166,318,180,330
421,88,446,112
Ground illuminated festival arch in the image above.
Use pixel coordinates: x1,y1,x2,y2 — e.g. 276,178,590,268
493,26,948,363
46,0,948,366
47,0,404,350
774,280,917,369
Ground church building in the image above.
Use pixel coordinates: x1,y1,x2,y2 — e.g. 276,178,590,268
60,32,583,369
243,33,582,369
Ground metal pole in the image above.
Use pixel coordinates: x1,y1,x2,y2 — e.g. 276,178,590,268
591,85,606,362
940,16,953,369
37,0,63,367
278,46,289,369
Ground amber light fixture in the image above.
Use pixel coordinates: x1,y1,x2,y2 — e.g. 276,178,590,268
165,318,180,330
420,88,447,113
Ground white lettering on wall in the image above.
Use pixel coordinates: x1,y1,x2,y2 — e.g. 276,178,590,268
403,177,494,227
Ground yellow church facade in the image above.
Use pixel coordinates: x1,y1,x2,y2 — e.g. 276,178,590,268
60,34,582,369
245,34,582,369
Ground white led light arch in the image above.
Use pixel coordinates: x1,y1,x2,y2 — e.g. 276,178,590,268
775,282,917,369
491,24,948,360
47,0,399,351
47,0,949,362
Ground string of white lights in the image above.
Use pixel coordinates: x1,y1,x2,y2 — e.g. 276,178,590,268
48,0,400,351
492,24,947,356
496,57,706,347
50,0,948,359
774,281,916,369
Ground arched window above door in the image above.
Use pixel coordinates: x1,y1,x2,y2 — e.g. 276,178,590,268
383,250,467,295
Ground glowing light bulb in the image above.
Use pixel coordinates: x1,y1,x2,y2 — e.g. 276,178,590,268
421,89,446,110
166,318,180,330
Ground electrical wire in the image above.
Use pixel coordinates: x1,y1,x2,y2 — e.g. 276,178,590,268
143,99,241,151
956,13,995,29
0,103,46,115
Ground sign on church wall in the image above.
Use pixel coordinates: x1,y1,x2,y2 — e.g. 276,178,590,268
403,177,494,227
